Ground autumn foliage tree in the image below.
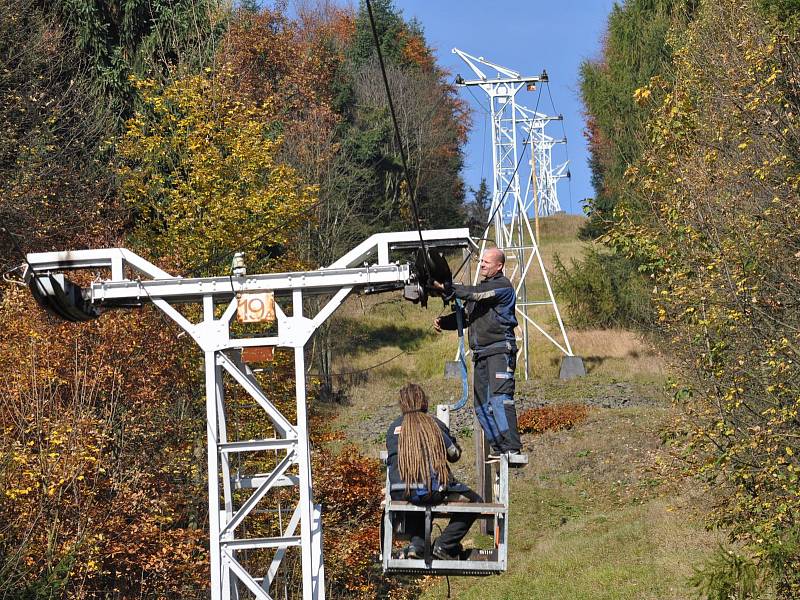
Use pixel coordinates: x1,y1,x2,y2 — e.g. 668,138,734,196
1,1,467,598
0,1,225,596
117,73,316,275
596,0,800,595
216,2,469,402
551,0,698,329
0,0,120,275
0,286,209,598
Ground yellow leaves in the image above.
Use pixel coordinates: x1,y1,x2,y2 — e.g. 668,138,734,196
765,69,781,85
118,73,316,274
633,86,652,105
4,486,33,500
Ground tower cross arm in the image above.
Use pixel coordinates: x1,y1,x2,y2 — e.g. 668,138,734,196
88,264,412,304
452,48,544,87
23,229,474,318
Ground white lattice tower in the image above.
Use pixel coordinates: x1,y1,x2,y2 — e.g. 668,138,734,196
515,104,569,217
24,230,474,600
453,48,574,379
534,133,568,216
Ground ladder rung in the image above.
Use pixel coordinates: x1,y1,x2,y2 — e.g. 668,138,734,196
221,536,301,551
494,247,538,253
219,439,296,453
233,474,299,489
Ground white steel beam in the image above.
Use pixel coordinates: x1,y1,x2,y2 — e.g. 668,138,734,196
327,227,473,269
88,264,410,303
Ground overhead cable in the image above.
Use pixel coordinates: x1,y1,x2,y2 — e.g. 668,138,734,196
546,80,573,212
365,0,430,282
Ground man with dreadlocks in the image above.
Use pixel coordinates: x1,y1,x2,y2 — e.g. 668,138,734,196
386,383,482,561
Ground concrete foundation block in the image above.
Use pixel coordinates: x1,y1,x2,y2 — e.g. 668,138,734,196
559,356,586,380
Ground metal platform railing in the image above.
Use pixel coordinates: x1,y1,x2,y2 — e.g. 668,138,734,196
380,452,527,576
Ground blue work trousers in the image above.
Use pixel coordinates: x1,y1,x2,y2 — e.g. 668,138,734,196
473,351,521,452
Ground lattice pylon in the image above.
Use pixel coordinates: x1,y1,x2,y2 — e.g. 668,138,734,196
516,104,568,217
453,48,575,378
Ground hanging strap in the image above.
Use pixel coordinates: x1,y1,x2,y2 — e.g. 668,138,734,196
449,299,469,411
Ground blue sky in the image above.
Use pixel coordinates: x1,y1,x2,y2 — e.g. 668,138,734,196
392,1,617,214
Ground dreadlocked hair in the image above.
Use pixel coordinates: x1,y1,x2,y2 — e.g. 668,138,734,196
397,383,450,495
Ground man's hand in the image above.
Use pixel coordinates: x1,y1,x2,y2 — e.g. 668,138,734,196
431,280,445,291
433,317,442,333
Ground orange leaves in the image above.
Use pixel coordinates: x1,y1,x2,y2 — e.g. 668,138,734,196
312,445,385,596
518,404,590,435
313,445,383,519
220,6,350,112
399,31,435,72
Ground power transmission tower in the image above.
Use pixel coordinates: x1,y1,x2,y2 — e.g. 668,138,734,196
516,104,570,217
453,48,577,379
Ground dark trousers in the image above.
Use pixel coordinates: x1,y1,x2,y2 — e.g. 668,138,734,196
392,489,483,553
473,351,521,452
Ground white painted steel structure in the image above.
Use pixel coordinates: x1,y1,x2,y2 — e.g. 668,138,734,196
452,48,574,378
516,104,569,217
532,133,569,217
24,229,473,600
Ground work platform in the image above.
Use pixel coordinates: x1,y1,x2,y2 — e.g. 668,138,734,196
381,451,527,576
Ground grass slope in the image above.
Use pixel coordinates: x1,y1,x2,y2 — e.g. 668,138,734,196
325,215,718,599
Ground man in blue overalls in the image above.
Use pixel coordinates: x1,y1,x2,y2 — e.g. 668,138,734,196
434,248,522,458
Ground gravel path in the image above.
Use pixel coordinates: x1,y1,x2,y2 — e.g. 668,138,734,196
346,381,666,447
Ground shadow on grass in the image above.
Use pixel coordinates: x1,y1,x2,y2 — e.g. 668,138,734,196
549,350,645,374
332,317,434,356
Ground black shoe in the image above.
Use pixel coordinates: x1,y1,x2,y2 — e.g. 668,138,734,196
432,542,461,561
404,544,424,559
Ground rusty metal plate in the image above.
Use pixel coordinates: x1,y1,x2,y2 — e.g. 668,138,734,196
237,292,275,323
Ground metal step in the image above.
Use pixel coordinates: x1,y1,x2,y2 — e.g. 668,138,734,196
385,549,503,576
219,439,296,453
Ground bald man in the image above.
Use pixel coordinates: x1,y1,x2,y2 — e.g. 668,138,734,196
433,248,522,458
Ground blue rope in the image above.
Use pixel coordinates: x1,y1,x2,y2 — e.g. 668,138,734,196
449,299,469,411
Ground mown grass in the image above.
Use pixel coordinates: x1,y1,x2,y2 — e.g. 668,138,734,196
438,498,715,600
322,214,716,599
419,408,718,600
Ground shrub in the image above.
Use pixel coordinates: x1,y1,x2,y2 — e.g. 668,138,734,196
689,546,767,600
553,248,652,329
518,404,590,435
610,0,800,594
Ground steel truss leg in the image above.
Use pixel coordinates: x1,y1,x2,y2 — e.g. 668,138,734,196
200,298,324,600
206,349,223,598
